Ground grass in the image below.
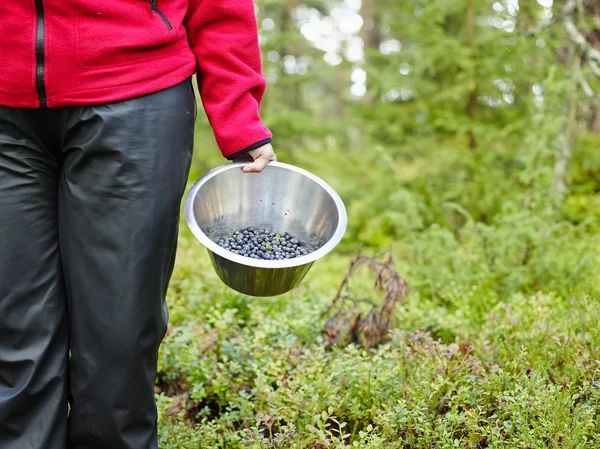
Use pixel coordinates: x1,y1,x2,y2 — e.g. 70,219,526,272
155,130,600,448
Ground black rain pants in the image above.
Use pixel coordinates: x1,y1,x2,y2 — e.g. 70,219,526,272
0,79,196,449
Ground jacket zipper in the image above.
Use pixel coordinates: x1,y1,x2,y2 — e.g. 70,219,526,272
35,0,47,107
149,0,173,31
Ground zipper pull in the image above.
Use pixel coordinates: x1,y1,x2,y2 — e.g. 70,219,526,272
148,0,173,31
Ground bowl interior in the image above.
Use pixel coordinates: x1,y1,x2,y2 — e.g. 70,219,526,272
190,163,341,251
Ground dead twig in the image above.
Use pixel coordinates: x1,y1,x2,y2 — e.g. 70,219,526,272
321,252,409,349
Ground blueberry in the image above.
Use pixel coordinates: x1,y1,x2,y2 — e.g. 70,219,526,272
214,228,313,260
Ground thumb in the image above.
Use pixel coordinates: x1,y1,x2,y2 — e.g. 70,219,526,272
241,144,276,173
242,155,269,173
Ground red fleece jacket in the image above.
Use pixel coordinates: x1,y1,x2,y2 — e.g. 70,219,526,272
0,0,272,158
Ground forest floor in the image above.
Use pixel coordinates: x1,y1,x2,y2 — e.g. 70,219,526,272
156,134,600,448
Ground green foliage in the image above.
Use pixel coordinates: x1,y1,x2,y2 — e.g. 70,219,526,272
158,242,600,447
158,0,600,446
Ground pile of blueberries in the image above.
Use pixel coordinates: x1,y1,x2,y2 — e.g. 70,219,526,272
215,227,311,260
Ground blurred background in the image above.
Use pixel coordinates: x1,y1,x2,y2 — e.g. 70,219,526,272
159,1,600,446
191,0,600,266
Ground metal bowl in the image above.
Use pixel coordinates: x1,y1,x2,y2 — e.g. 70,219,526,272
184,161,347,297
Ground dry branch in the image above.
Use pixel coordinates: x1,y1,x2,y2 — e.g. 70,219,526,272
322,252,409,349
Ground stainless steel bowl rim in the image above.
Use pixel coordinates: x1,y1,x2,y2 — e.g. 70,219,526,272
184,161,347,269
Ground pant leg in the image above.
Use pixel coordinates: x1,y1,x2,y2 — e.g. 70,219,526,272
0,109,68,449
59,79,196,449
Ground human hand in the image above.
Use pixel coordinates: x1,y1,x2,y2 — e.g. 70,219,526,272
233,143,276,173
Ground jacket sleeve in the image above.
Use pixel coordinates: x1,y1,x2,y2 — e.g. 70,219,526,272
184,0,273,159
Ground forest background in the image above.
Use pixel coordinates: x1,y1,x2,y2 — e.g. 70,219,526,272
157,1,600,447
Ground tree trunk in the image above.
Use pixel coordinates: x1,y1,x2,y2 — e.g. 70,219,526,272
466,0,477,149
552,44,579,209
361,0,381,105
280,0,302,110
585,6,600,132
513,0,537,113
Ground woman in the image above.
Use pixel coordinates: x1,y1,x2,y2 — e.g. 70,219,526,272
0,1,275,448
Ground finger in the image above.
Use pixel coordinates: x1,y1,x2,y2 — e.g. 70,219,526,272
242,155,270,173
